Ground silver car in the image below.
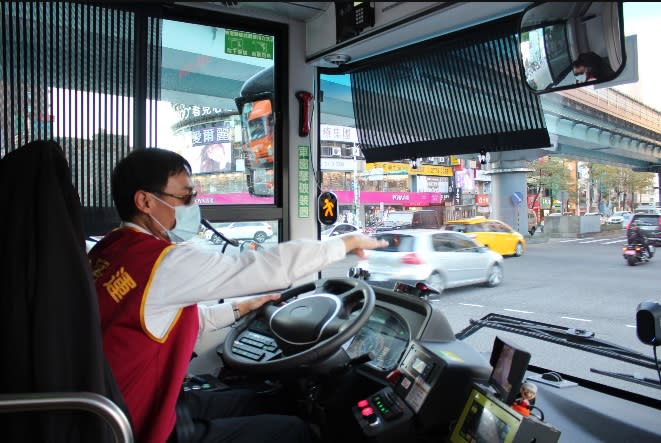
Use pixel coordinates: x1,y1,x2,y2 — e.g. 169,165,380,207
320,223,359,240
363,229,504,295
607,211,632,225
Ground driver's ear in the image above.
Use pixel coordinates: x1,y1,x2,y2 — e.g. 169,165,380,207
135,190,155,214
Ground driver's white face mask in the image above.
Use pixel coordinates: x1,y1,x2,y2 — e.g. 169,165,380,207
149,194,201,242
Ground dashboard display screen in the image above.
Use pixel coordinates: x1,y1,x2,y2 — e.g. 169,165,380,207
450,386,521,443
345,306,409,371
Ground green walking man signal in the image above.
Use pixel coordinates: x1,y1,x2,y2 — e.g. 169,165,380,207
318,191,338,225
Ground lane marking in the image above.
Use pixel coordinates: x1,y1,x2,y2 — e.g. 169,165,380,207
503,308,534,314
602,239,628,244
558,238,590,243
625,324,636,328
460,303,485,308
561,316,592,322
580,239,609,244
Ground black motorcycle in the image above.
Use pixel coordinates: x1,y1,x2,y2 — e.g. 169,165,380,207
622,243,654,266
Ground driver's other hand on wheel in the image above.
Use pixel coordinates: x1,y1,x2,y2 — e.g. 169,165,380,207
342,234,388,259
235,293,281,318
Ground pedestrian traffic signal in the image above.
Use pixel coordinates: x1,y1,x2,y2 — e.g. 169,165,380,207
318,191,338,225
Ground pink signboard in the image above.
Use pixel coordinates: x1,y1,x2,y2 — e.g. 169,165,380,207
195,191,442,206
195,193,273,205
332,191,442,206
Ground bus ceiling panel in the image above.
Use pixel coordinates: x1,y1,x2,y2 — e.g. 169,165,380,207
306,2,531,68
190,2,332,22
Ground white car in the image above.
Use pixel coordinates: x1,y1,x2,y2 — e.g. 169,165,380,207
205,221,274,243
363,229,504,296
320,223,359,240
607,211,632,225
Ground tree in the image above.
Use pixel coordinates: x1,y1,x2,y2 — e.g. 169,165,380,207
589,164,619,212
527,156,575,212
590,164,654,211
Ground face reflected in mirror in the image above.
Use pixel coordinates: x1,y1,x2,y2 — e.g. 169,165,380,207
572,52,613,83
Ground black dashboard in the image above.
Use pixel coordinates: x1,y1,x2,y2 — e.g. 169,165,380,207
217,283,661,443
344,306,411,372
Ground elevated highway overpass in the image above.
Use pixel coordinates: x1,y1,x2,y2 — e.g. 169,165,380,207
540,87,661,171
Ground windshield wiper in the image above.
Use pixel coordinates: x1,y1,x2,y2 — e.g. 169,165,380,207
456,313,658,371
590,368,661,389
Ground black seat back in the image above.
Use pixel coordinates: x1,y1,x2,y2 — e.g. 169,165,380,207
0,140,132,442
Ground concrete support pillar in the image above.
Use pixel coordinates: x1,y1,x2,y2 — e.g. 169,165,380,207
487,159,533,236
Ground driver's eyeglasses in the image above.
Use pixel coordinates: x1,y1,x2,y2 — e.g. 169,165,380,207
153,190,197,205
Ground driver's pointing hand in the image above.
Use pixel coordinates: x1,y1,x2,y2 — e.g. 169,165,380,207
89,148,387,443
342,234,388,259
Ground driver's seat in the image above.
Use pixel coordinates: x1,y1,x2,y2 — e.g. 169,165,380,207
0,140,133,442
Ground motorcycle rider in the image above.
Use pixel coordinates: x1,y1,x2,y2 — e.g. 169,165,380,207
627,224,652,258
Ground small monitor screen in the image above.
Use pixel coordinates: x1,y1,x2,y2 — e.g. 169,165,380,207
450,386,521,443
488,337,531,405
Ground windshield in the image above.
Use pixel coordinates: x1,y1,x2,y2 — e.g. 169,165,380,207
319,2,661,402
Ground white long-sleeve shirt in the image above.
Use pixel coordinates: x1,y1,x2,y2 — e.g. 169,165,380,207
121,223,346,340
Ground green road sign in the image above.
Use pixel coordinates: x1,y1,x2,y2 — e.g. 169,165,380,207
225,29,273,59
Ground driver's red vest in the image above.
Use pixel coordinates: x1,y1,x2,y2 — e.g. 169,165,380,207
90,228,199,443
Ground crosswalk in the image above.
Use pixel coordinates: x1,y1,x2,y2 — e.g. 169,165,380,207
554,236,628,245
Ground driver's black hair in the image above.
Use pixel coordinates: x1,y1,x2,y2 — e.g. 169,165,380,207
572,51,614,79
112,148,192,221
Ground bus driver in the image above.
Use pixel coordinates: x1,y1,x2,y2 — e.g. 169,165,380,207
88,147,387,443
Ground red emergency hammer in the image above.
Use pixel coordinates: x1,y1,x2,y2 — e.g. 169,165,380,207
295,91,313,137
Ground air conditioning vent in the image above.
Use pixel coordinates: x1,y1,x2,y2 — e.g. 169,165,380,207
332,147,342,156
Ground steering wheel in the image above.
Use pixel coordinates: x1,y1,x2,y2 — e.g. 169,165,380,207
222,277,375,374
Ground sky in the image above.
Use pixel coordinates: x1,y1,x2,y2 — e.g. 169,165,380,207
614,2,661,110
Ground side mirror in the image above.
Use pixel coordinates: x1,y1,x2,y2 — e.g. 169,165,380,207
236,96,275,197
519,2,625,93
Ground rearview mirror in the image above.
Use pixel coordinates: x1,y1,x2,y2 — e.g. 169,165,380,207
235,65,275,199
519,2,625,94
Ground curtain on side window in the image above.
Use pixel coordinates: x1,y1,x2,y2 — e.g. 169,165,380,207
0,2,160,234
348,14,550,162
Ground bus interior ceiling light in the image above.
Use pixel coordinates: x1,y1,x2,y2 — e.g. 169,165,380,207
323,53,351,66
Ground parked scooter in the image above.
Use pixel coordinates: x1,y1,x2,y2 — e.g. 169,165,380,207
622,243,655,266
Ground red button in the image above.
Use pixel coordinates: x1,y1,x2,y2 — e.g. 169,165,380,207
386,369,401,384
361,407,375,417
357,399,369,408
